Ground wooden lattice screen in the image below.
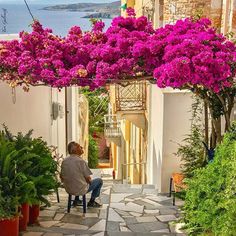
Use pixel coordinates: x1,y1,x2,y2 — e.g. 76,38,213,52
115,81,147,112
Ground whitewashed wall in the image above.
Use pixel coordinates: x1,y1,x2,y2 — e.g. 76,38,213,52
147,85,164,191
161,91,192,192
0,83,67,157
147,85,192,192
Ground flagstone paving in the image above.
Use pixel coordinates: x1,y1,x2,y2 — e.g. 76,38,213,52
21,173,186,236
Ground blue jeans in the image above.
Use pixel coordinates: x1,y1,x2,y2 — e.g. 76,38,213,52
74,178,103,203
87,178,103,201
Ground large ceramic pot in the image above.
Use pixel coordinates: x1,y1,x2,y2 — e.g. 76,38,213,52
29,204,40,225
19,203,29,231
0,216,19,236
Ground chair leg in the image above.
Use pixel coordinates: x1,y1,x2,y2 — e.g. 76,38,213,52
169,177,173,197
173,192,176,206
67,194,72,213
56,188,60,203
82,195,86,213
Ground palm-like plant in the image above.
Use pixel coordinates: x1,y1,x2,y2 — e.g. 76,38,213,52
2,126,58,206
0,133,35,218
28,138,57,206
0,133,19,218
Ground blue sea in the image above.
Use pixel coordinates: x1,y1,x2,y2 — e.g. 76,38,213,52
0,3,113,36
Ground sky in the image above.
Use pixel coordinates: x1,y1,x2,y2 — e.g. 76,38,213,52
0,0,115,4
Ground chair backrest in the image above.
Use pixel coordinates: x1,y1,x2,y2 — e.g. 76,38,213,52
172,172,185,192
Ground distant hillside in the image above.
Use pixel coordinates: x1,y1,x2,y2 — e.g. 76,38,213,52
42,1,121,19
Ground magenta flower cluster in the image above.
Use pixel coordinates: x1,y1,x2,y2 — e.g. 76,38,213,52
0,15,235,93
153,18,236,92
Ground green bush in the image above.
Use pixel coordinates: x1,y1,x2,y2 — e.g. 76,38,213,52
0,190,19,219
0,135,19,218
183,123,236,235
176,96,207,178
177,124,207,178
2,127,58,206
88,134,99,168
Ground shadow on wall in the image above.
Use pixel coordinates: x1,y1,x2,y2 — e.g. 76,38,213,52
152,143,162,191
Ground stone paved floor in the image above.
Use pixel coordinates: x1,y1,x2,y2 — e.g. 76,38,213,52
21,172,185,236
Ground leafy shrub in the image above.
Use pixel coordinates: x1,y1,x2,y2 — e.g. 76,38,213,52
88,134,98,168
0,134,19,218
176,96,207,178
1,126,58,206
183,122,236,235
0,190,19,219
24,138,58,205
177,124,207,178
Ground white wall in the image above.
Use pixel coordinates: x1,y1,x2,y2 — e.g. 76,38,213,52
147,85,164,191
147,85,192,193
0,83,51,141
161,91,192,192
50,88,67,157
0,83,67,156
66,87,79,143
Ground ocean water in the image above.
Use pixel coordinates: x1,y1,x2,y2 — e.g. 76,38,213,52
0,4,113,36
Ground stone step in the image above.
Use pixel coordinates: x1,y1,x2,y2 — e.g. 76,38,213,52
107,232,185,236
111,184,158,195
23,226,104,235
23,230,185,236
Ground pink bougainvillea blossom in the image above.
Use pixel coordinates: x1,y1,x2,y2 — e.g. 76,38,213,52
0,16,235,93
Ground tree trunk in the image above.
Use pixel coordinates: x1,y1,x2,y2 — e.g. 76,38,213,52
224,97,234,131
216,93,234,132
204,101,209,147
208,106,222,148
225,111,231,132
210,120,216,149
214,117,222,143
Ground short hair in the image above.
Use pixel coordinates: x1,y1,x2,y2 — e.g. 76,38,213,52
67,141,79,154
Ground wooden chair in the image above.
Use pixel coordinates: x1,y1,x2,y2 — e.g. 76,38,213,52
169,173,186,206
67,194,86,213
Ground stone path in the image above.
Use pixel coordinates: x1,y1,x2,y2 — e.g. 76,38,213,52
21,173,185,236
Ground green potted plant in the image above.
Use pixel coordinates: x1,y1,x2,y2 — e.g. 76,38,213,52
0,191,19,236
16,172,36,231
0,133,20,236
2,127,37,231
23,137,58,224
30,138,58,204
2,127,58,224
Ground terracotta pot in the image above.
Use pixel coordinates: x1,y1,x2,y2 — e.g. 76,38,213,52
19,203,29,231
0,216,19,236
29,204,40,225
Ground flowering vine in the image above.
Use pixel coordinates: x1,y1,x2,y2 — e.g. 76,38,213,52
0,12,235,94
0,11,235,140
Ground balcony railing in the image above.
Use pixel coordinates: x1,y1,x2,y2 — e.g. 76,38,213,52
104,115,121,138
115,81,147,112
